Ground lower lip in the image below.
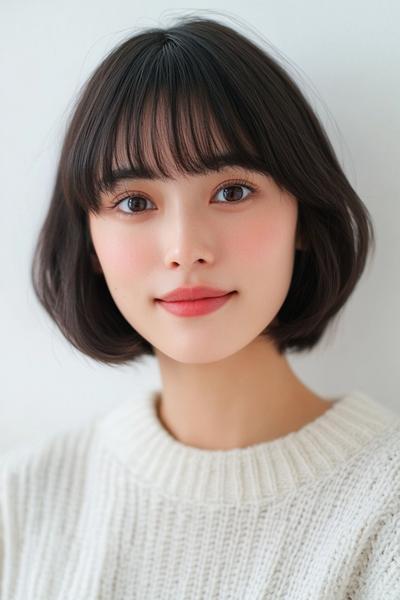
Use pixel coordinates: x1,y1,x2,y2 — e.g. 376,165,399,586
155,292,236,317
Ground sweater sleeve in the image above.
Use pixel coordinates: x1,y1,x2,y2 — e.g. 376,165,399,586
0,473,3,584
0,443,41,595
0,454,9,590
350,508,400,599
0,451,17,590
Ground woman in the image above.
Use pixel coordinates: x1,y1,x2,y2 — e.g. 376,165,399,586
1,14,399,599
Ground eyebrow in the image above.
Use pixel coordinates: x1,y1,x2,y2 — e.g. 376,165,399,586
100,154,265,191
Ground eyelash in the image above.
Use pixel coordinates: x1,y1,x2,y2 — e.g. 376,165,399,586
108,178,258,218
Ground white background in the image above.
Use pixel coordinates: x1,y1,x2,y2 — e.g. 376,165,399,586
1,1,399,452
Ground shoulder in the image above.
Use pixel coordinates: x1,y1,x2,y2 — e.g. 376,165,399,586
0,403,120,477
0,418,103,511
348,419,400,496
340,392,400,484
348,468,400,599
343,421,400,596
0,417,110,566
361,419,400,472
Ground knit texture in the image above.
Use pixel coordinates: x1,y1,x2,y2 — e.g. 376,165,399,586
1,389,400,599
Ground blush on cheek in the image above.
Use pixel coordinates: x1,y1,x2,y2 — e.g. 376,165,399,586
100,239,155,279
248,205,297,255
234,220,285,262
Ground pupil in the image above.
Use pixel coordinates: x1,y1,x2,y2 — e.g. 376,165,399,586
224,186,243,201
128,197,145,210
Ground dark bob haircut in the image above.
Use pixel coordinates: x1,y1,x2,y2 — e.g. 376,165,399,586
31,14,375,367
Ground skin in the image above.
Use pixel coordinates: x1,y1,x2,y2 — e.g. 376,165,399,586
88,158,335,451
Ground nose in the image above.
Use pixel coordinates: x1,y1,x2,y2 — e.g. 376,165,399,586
162,207,215,269
164,238,214,269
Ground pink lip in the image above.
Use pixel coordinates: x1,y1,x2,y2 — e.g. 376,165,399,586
156,291,236,317
157,286,232,302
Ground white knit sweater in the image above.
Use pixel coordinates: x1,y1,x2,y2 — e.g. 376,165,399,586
1,388,400,599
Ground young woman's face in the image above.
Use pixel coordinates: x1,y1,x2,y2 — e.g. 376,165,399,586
88,165,300,364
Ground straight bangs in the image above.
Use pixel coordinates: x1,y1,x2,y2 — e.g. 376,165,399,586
61,30,283,218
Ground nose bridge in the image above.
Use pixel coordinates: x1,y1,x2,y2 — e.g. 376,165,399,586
167,179,207,230
171,197,203,235
163,185,213,265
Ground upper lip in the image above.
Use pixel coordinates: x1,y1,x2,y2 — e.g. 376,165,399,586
156,286,234,302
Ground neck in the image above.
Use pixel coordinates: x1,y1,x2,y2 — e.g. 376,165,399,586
154,337,332,451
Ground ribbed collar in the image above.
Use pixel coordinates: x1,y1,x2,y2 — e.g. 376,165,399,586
95,389,399,504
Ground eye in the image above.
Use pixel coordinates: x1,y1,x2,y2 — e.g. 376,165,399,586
111,195,155,216
109,179,257,218
214,180,256,204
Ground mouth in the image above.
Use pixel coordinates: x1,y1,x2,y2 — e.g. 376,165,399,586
155,291,236,303
154,291,237,317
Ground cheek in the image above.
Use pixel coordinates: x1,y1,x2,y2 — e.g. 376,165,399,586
232,207,298,310
92,226,155,281
229,213,295,264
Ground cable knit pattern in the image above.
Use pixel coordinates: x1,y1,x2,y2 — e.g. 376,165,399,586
1,389,400,599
